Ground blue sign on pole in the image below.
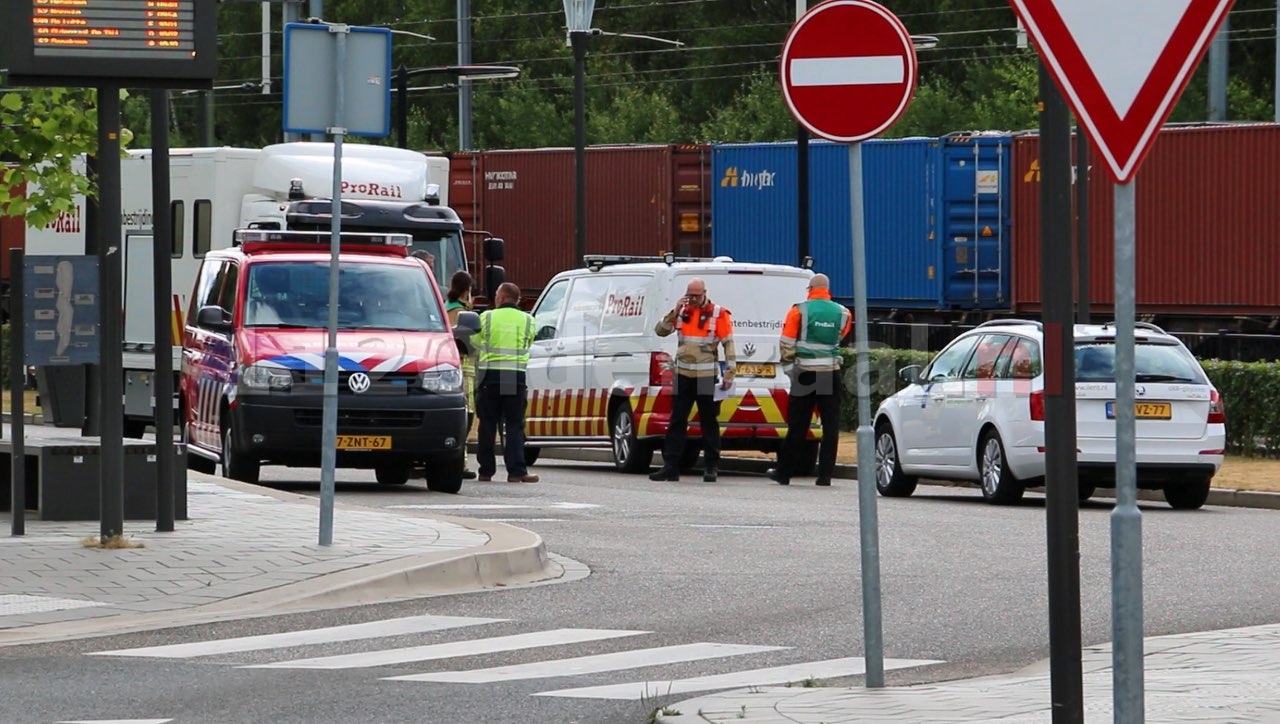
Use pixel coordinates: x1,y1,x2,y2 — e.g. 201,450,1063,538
282,22,393,138
23,255,101,366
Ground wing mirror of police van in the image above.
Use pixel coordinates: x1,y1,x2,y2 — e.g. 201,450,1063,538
453,310,481,337
197,305,231,331
484,264,506,296
899,364,923,385
483,237,505,262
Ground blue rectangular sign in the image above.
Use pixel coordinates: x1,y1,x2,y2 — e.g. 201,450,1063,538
282,23,393,138
23,255,101,366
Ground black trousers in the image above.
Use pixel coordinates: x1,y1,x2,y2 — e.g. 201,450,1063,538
662,374,721,469
777,369,842,480
476,383,529,478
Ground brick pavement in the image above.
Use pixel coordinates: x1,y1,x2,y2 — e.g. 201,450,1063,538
656,622,1280,723
0,473,556,642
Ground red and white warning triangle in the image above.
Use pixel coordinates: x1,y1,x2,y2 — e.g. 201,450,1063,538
1009,0,1234,183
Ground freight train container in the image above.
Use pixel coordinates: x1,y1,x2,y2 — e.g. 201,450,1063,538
0,181,26,321
710,133,1012,317
1010,122,1280,332
447,144,712,300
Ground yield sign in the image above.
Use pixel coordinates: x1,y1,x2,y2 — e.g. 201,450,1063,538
1010,0,1234,183
779,0,918,143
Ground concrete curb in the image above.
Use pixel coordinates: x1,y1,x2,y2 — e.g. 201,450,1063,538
530,448,1280,511
0,475,566,647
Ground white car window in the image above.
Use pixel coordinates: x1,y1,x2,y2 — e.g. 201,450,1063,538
997,336,1041,379
560,276,612,339
924,334,981,382
1074,341,1207,383
532,279,570,342
962,334,1013,380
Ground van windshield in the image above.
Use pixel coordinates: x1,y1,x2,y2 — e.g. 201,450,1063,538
1074,341,1207,384
243,261,447,332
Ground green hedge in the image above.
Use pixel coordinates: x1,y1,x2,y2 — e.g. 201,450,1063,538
834,347,1279,458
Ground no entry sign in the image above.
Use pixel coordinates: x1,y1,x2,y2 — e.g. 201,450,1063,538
779,0,918,143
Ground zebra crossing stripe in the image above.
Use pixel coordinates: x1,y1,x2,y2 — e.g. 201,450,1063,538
242,628,650,670
87,614,505,659
532,656,945,700
382,642,788,684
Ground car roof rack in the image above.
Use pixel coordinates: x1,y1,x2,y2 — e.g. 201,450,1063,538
583,253,720,270
974,319,1043,330
1098,320,1167,334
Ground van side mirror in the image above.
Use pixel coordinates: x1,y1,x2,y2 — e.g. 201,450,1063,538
899,365,922,385
484,264,506,296
483,237,505,262
197,305,231,331
453,310,481,335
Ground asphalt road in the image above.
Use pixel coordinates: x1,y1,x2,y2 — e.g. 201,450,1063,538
6,457,1280,724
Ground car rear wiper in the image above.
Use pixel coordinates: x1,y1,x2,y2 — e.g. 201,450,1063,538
1134,373,1196,382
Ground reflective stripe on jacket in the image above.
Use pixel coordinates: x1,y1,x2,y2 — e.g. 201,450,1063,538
780,288,852,373
476,305,535,373
655,302,737,379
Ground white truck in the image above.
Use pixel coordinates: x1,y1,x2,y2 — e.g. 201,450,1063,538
24,141,505,436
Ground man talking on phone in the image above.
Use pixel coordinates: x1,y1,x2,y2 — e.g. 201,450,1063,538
649,278,736,482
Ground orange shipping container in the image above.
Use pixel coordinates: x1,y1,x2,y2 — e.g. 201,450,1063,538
447,144,712,298
1011,123,1280,322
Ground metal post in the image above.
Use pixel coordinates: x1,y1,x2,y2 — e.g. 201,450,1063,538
396,63,408,149
1111,178,1144,721
1039,61,1084,723
1208,15,1229,121
571,30,588,265
795,0,809,265
82,154,99,437
849,141,883,689
457,0,473,150
151,90,175,533
98,86,125,543
308,0,326,142
283,0,301,142
1076,129,1090,324
196,91,214,146
262,2,273,96
10,248,24,536
319,25,348,547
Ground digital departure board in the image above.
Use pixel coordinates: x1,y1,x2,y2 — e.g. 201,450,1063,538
1,0,217,88
33,0,196,60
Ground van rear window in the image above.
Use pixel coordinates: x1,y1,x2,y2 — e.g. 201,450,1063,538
1074,341,1207,384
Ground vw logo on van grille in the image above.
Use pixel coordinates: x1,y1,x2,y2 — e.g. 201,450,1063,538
348,372,372,394
743,343,756,357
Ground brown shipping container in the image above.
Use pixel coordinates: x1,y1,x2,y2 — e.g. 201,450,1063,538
448,144,712,296
1011,123,1280,320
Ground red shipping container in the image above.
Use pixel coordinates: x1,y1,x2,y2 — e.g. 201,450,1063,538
1011,123,1280,325
1,181,26,293
447,144,712,297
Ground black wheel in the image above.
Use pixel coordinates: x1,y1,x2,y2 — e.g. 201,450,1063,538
611,401,654,473
426,452,465,494
978,429,1024,505
794,440,820,476
678,442,701,472
1078,483,1097,503
375,463,411,485
1164,477,1211,510
221,418,260,485
874,422,917,497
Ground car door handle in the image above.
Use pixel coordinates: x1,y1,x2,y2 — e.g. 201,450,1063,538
595,352,632,358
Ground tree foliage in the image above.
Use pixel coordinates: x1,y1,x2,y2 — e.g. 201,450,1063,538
0,88,103,228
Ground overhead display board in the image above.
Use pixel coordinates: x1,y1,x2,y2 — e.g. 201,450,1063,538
0,0,218,88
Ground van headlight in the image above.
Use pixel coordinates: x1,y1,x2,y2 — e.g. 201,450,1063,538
241,363,292,391
420,367,462,393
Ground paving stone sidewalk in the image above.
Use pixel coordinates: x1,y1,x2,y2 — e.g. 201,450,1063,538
657,622,1280,723
0,473,551,636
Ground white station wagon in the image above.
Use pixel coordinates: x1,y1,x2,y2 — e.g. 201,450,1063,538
872,320,1226,509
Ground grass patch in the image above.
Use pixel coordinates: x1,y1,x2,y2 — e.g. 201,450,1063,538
1,389,41,413
80,534,146,549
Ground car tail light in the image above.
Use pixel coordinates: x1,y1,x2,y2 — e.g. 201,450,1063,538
1030,389,1045,421
1207,390,1225,424
650,351,673,387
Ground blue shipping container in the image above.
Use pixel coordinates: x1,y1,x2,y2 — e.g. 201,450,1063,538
710,134,1011,310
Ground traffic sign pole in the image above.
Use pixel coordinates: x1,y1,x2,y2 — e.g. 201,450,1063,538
848,140,884,688
779,0,916,689
1112,179,1143,721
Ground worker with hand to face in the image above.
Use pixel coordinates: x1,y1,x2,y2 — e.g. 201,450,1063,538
650,277,736,483
769,273,852,487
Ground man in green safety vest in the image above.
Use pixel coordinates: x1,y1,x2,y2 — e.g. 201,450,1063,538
769,273,852,486
474,282,540,483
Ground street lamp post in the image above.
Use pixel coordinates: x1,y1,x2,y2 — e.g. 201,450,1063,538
393,64,520,150
563,0,595,267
